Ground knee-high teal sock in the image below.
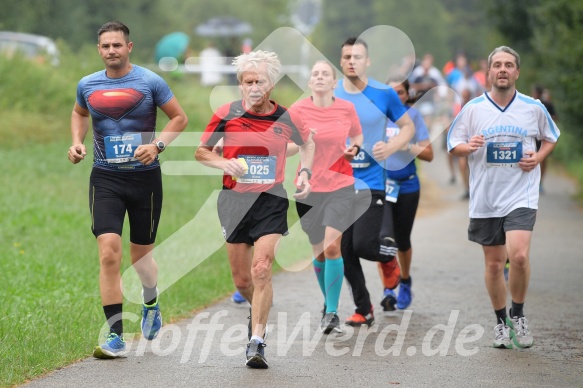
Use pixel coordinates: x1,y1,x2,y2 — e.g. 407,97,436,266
325,257,344,314
313,258,326,298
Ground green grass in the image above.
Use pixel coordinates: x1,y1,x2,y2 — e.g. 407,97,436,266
0,57,311,387
2,52,581,387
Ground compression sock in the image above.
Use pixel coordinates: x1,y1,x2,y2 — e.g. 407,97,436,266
103,303,123,336
324,257,344,313
313,258,326,298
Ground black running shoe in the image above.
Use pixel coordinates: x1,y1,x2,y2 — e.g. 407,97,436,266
320,312,342,334
380,288,397,312
245,339,268,369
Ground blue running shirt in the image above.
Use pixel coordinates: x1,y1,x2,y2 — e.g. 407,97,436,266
76,65,174,171
384,107,430,194
334,78,407,190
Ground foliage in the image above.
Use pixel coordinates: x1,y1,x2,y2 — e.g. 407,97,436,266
484,0,538,52
311,0,376,64
0,49,310,386
485,0,583,152
531,0,583,151
373,0,451,68
0,0,290,62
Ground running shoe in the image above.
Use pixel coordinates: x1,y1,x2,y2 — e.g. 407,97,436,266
93,332,126,359
493,322,513,349
141,302,162,340
506,316,534,348
231,291,247,304
320,312,342,334
379,257,401,289
380,288,397,312
321,303,327,319
245,339,268,369
345,306,374,327
396,280,413,310
503,259,510,281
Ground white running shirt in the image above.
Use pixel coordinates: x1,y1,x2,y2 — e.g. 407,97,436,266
447,91,560,218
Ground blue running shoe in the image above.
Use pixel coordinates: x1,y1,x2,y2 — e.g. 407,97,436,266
232,291,247,304
504,259,510,281
142,302,162,340
93,332,126,359
380,288,397,312
396,281,413,310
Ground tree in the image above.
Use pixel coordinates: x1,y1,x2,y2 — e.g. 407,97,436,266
311,0,376,64
485,0,538,52
531,0,583,147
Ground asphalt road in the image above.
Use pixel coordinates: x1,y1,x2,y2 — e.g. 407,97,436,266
23,144,583,388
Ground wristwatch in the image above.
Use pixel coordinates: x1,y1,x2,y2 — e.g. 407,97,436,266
298,167,312,180
154,139,166,153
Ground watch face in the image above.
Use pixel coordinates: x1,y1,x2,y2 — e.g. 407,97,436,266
157,141,165,150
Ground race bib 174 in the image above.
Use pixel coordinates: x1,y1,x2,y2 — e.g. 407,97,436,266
104,133,142,163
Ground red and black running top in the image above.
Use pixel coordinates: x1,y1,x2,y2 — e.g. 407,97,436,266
201,100,310,193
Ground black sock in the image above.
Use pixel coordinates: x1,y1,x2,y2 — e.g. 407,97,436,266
510,301,524,318
103,303,123,336
401,277,411,285
143,284,158,306
495,307,507,325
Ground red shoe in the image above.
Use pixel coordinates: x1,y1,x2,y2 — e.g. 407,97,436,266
379,259,401,290
345,306,374,327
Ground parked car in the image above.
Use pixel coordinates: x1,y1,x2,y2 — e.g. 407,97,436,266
0,31,59,66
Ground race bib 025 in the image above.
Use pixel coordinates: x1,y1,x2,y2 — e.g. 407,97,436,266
236,155,277,184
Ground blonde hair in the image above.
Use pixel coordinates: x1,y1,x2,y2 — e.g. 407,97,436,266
232,50,281,85
312,60,337,79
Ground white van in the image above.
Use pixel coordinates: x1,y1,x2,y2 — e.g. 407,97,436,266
0,31,59,66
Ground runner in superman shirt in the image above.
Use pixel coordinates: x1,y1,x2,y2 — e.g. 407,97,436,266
68,21,188,359
195,50,315,369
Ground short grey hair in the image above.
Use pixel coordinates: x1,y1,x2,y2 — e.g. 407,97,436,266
232,50,281,85
488,46,520,69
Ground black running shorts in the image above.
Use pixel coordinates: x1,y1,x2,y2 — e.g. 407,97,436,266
217,184,289,245
89,167,163,245
295,185,355,245
468,207,537,246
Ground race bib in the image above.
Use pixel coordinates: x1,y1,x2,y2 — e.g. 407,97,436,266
486,142,522,167
104,133,142,163
351,149,372,169
385,179,401,203
237,155,276,184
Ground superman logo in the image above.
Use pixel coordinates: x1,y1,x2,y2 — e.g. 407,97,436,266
88,88,145,121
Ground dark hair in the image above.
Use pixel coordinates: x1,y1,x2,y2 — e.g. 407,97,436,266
386,75,414,105
341,37,368,55
97,21,130,43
